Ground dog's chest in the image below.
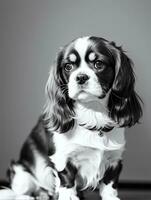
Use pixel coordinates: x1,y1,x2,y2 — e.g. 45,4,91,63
50,126,105,188
75,102,113,129
50,125,125,188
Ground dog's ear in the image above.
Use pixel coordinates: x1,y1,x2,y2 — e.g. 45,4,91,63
44,49,75,133
108,45,143,127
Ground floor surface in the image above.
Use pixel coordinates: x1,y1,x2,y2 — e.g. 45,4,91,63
84,190,151,200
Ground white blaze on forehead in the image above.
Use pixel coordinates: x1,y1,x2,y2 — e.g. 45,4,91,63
88,52,96,61
74,36,90,60
68,37,104,101
69,53,77,62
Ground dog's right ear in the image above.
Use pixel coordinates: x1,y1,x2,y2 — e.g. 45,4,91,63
107,43,143,127
44,49,75,133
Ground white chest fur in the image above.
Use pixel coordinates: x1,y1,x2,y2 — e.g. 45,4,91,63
74,101,114,129
50,125,125,188
50,101,125,189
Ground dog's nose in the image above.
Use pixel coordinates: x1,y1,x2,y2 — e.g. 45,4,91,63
76,74,89,85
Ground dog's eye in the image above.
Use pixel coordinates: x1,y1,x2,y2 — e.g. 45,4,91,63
64,63,74,72
94,60,105,70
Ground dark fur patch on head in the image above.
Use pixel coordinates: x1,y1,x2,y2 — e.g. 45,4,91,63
88,37,116,97
89,36,143,127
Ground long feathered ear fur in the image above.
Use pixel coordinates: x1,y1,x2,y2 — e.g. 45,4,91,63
44,50,75,133
108,44,143,127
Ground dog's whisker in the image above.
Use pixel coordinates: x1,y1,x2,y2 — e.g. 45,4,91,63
62,88,68,95
59,84,68,87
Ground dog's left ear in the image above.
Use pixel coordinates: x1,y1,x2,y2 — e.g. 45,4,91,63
44,49,75,133
108,45,143,127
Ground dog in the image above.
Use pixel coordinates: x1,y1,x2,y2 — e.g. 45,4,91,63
0,36,142,200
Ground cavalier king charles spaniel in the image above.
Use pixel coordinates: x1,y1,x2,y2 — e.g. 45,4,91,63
0,36,142,200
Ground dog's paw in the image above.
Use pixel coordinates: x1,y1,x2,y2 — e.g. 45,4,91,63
58,187,79,200
58,194,79,200
15,195,34,200
69,195,79,200
102,196,120,200
100,182,120,200
35,189,50,200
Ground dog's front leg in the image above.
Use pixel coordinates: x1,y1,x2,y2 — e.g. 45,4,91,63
57,161,79,200
99,160,123,200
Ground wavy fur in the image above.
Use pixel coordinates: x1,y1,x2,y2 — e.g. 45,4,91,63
44,50,75,133
106,43,143,127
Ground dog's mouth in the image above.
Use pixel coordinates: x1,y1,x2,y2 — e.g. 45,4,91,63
68,78,105,101
76,90,87,98
73,89,101,102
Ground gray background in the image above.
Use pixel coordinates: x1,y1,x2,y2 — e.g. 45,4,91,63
0,0,151,181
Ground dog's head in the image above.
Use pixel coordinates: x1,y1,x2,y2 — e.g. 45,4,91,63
44,36,142,133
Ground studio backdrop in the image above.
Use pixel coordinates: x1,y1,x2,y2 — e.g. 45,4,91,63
0,0,151,181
